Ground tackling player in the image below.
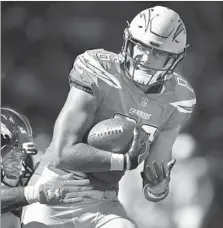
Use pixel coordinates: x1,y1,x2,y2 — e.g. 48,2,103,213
22,6,196,228
1,107,93,217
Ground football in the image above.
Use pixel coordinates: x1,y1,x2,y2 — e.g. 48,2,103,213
87,118,137,154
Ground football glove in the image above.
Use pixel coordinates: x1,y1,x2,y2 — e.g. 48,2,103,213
125,126,150,170
24,173,93,205
141,159,176,202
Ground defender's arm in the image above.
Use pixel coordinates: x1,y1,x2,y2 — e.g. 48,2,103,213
1,174,93,214
141,126,180,202
1,186,28,214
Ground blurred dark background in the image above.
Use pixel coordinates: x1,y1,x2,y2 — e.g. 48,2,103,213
1,2,223,228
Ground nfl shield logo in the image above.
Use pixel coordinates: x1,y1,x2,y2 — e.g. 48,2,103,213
140,98,148,107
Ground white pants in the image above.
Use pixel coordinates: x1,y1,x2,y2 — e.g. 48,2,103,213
21,166,136,228
1,212,21,228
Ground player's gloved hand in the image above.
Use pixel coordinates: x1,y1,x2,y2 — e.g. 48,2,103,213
125,126,150,170
141,159,176,202
24,173,93,205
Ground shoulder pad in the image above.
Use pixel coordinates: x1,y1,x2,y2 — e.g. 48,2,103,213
169,72,196,114
70,49,122,89
162,73,196,129
173,72,195,96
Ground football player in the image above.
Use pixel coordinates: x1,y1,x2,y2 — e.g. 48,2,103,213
22,6,196,228
1,107,94,217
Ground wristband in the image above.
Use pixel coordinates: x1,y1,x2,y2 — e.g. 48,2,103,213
24,186,40,204
110,154,124,171
143,184,169,202
149,179,169,196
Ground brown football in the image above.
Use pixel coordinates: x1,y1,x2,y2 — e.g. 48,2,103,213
87,118,137,154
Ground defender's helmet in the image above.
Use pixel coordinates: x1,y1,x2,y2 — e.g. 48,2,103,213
1,107,37,187
121,6,188,91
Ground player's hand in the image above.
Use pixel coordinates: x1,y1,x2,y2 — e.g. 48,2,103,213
125,126,150,170
31,173,93,205
141,159,176,196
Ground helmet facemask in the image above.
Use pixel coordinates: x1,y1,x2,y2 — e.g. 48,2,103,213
122,28,186,93
1,141,36,187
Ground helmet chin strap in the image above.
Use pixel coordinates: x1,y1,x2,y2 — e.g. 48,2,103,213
134,73,166,93
123,58,166,93
122,39,179,93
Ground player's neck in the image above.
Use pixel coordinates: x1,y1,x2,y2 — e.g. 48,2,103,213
121,64,166,95
133,80,165,94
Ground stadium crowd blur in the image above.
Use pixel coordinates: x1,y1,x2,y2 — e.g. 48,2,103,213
2,2,223,228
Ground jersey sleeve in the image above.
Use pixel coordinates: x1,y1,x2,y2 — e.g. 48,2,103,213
69,49,122,107
69,50,102,105
163,74,196,130
163,107,193,130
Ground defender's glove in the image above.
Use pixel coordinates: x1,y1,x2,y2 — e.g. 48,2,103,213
141,159,176,202
125,127,150,170
24,173,93,205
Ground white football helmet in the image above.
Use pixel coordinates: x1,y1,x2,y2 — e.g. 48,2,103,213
121,6,189,91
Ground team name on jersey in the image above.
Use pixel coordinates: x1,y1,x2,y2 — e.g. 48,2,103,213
129,108,152,120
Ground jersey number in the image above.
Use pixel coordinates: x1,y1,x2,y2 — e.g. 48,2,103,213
176,75,193,92
97,52,119,63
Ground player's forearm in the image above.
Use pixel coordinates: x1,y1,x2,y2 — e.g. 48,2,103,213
1,186,29,214
54,143,124,172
